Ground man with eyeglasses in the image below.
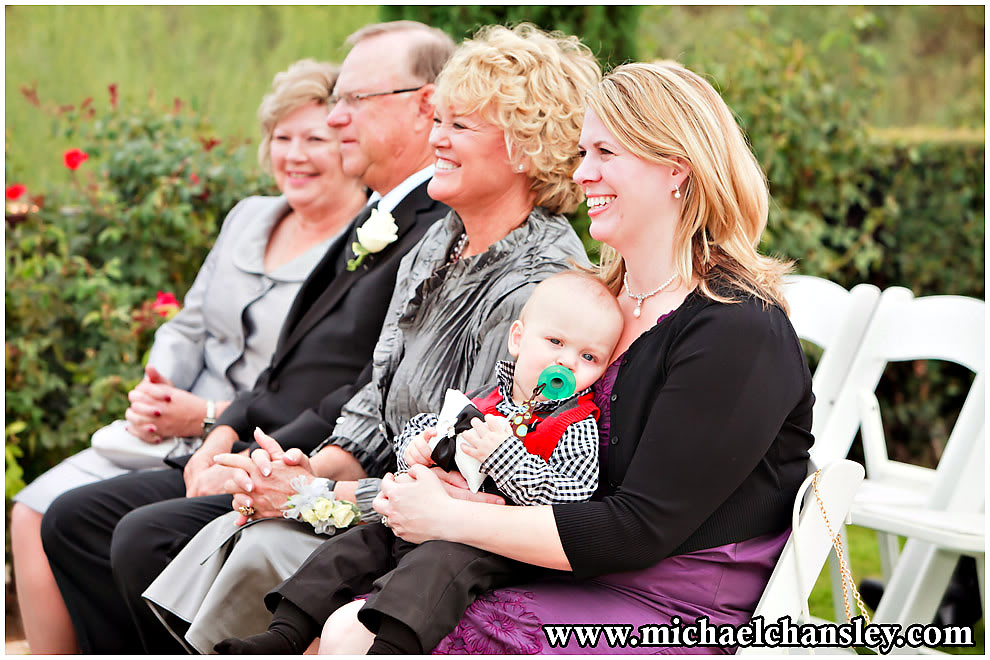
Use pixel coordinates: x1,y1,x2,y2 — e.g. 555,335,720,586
41,21,455,654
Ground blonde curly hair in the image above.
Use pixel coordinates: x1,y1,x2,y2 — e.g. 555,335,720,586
257,59,339,173
433,23,601,215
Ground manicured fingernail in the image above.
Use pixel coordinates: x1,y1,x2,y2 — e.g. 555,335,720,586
261,466,271,477
154,410,161,417
146,425,156,433
165,395,172,402
244,482,253,492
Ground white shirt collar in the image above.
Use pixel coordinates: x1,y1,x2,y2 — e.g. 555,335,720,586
374,165,435,214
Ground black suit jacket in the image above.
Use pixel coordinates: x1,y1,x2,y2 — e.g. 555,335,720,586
217,181,448,455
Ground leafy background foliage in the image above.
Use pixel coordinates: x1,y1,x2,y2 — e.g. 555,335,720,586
5,90,276,495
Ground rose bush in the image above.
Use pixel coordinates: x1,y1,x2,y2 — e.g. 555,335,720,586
5,83,276,497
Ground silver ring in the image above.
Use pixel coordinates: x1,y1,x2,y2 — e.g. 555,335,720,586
381,516,390,528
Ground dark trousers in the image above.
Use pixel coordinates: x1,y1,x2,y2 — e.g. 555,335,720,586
40,468,232,653
272,521,546,653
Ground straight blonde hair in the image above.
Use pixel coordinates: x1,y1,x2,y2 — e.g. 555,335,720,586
586,61,791,311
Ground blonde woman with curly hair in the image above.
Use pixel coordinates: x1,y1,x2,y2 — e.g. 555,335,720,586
136,23,601,653
9,58,367,654
359,60,814,654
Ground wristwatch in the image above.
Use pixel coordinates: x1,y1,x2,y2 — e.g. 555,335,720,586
202,400,217,437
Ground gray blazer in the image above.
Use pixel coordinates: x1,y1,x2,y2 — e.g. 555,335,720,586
147,195,336,400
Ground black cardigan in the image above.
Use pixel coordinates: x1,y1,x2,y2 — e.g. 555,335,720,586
553,283,814,579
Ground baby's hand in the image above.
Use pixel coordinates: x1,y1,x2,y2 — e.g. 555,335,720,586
459,415,513,463
403,427,437,467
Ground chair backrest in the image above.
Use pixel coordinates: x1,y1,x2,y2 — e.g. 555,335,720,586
782,275,881,442
740,459,865,655
810,286,985,468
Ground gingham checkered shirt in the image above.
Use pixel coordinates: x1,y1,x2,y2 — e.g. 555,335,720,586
394,361,599,505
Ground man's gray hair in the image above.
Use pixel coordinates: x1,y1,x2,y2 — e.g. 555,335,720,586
346,20,455,83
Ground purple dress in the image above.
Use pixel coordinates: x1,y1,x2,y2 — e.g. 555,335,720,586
434,316,789,655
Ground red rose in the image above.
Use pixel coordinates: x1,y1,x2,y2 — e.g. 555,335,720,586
190,173,200,185
109,83,118,109
63,148,89,170
199,137,220,152
5,184,27,201
152,291,181,319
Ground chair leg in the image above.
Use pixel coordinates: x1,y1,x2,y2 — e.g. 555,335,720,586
874,540,958,628
976,555,985,610
828,546,847,622
877,531,901,582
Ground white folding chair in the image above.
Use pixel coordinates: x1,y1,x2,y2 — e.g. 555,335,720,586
782,275,881,619
739,459,865,656
782,275,881,443
815,287,985,633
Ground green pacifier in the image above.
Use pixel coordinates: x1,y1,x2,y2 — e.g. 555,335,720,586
537,365,577,400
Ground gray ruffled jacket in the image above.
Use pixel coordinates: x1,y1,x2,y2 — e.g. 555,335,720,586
315,206,589,488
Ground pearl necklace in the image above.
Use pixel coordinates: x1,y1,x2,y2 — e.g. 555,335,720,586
624,271,678,319
447,233,469,264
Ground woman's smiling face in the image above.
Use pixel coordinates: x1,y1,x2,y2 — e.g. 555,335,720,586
427,105,522,216
573,109,679,250
269,101,346,214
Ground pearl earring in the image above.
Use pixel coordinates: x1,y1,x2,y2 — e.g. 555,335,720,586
673,183,681,199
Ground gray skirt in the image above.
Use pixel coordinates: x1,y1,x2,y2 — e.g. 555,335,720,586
14,420,193,513
142,512,325,654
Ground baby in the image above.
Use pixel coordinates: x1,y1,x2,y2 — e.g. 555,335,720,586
216,270,623,655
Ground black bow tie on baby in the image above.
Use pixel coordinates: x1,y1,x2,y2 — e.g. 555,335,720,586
429,403,486,472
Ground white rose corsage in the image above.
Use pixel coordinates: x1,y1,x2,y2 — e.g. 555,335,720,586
347,208,398,271
281,476,360,535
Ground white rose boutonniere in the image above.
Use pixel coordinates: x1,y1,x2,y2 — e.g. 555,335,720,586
348,208,398,271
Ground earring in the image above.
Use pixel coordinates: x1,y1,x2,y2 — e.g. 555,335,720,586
673,183,681,199
516,164,525,173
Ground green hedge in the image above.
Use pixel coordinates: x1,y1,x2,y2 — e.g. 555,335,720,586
381,5,641,69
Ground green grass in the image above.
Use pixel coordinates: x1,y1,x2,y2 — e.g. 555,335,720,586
5,6,983,190
5,5,376,185
808,525,985,654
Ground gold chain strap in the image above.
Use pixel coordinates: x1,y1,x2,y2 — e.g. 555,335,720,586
811,470,872,626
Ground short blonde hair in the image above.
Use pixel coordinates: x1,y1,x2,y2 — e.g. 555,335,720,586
257,59,339,172
586,61,791,310
434,23,601,215
346,21,454,84
521,269,620,323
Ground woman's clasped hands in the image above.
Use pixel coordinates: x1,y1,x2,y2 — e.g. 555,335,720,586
213,427,317,526
124,365,213,443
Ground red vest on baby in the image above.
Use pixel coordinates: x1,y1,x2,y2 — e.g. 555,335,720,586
470,389,600,462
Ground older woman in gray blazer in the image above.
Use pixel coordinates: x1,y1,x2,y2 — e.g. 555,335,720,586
10,58,368,654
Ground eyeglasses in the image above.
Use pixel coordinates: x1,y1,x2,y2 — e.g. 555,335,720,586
329,86,425,108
